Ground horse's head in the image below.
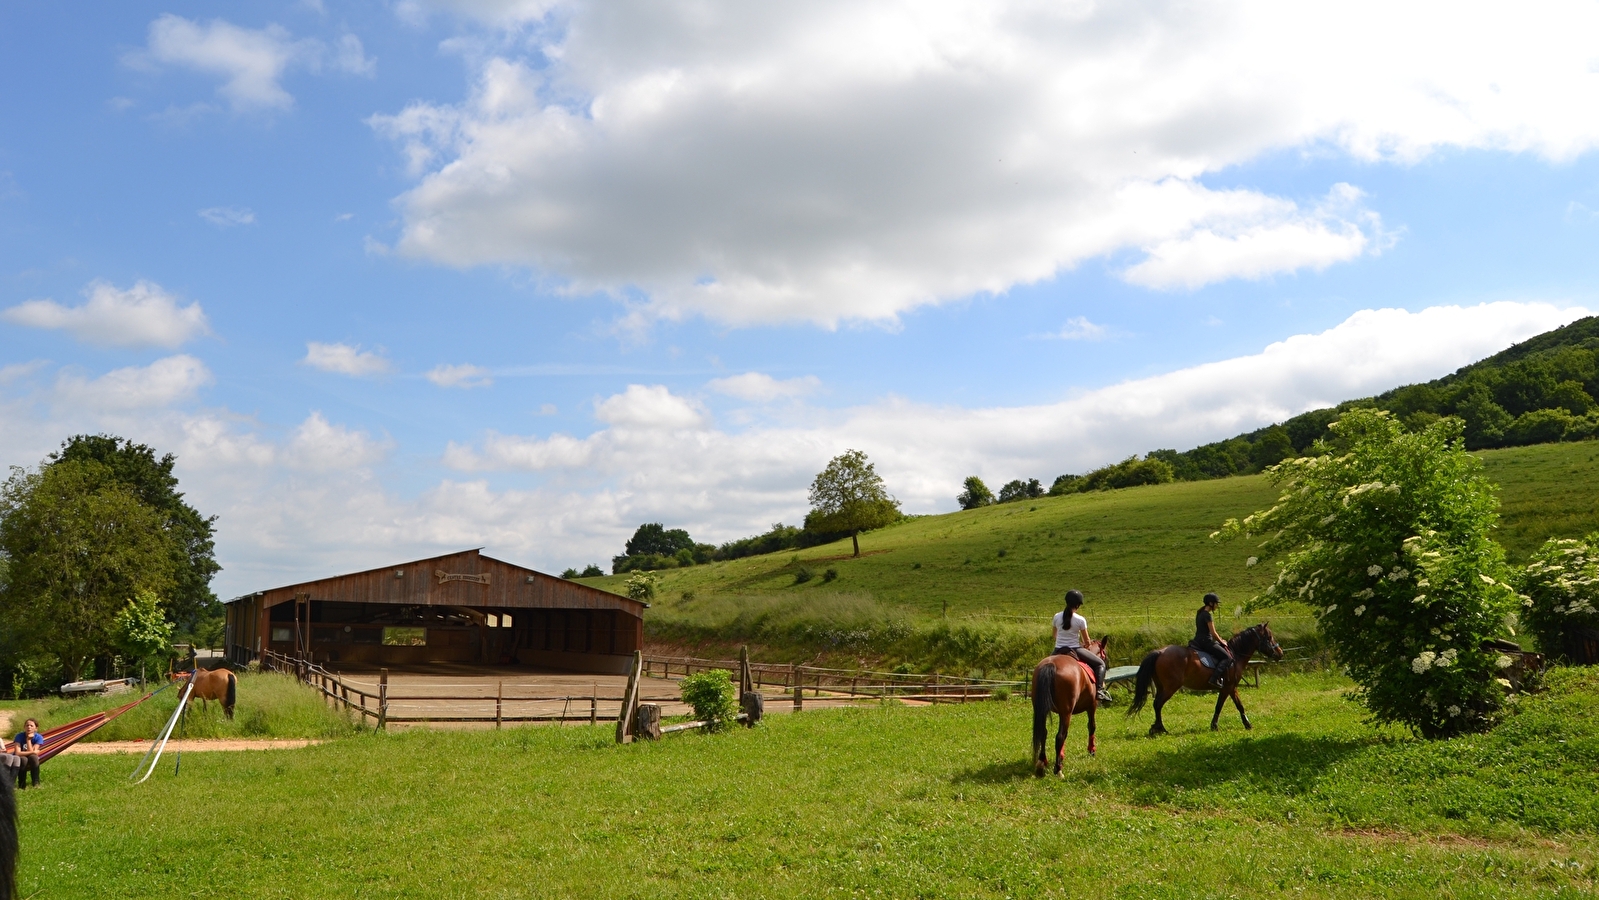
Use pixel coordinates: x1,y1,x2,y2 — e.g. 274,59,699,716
1256,623,1284,661
1087,636,1109,661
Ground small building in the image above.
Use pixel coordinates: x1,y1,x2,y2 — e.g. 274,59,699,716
223,549,643,674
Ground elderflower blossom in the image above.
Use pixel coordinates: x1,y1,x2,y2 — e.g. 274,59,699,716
1246,556,1258,567
1479,574,1497,585
1436,648,1457,668
1447,705,1462,717
1412,651,1437,673
1496,655,1514,669
1354,605,1366,616
1368,565,1384,577
1325,604,1338,614
1354,588,1374,599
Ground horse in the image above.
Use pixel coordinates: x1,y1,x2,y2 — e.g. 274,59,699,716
1127,623,1282,737
1031,637,1108,776
176,667,237,720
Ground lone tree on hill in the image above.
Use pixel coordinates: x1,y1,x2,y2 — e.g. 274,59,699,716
805,450,900,557
624,523,694,558
956,476,993,509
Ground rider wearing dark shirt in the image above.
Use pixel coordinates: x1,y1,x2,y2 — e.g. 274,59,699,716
1190,593,1234,689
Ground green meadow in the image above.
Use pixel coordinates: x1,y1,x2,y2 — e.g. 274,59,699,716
9,668,1599,898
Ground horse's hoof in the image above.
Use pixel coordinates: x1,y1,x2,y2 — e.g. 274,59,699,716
1210,724,1219,732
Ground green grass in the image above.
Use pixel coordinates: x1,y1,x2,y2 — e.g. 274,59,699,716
1,671,360,742
13,669,1599,898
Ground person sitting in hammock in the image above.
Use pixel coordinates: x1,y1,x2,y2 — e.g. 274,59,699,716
1052,590,1111,704
10,721,40,791
1191,593,1234,690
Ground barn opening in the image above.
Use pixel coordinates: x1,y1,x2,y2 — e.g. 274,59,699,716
223,549,644,675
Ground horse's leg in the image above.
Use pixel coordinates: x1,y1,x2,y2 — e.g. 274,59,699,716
1054,709,1069,776
1086,694,1097,757
1210,689,1227,731
1149,684,1170,737
1231,687,1251,730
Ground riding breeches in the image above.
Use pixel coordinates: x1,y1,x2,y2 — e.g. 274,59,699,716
1058,646,1106,690
1191,639,1233,672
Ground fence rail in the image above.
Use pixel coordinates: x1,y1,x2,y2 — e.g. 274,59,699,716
641,653,1027,702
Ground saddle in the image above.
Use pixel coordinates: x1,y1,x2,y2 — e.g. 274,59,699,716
1187,643,1222,670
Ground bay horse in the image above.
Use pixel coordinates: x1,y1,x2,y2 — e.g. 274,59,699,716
1031,638,1107,776
1127,624,1282,737
175,667,237,720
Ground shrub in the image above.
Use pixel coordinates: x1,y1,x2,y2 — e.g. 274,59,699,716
625,571,658,602
989,685,1011,702
794,565,814,584
1225,409,1516,738
580,564,604,578
560,567,579,579
1516,536,1599,659
679,670,738,731
822,567,838,583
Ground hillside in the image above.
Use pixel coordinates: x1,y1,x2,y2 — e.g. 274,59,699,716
588,441,1599,632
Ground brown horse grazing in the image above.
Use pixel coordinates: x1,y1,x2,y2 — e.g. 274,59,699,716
1127,624,1282,737
1032,638,1107,776
178,668,237,720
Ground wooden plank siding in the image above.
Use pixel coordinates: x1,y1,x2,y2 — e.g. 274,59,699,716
224,549,643,674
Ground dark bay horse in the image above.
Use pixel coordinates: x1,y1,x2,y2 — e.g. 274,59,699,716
1127,624,1282,737
1031,638,1107,776
176,668,237,720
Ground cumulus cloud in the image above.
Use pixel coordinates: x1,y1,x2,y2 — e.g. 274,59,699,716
302,342,391,377
708,372,821,402
370,1,1599,326
426,363,494,388
198,206,256,227
52,355,212,412
286,411,391,471
2,280,210,348
132,15,374,113
594,384,708,430
1045,317,1108,342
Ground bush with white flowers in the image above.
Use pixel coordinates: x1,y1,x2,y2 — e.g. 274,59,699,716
1516,536,1599,658
1221,409,1517,738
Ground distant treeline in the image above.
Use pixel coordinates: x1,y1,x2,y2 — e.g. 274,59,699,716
564,521,854,577
964,315,1599,506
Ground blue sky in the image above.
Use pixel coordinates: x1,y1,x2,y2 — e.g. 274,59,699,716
2,1,1598,596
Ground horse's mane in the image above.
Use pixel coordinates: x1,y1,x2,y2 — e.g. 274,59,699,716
1227,624,1263,654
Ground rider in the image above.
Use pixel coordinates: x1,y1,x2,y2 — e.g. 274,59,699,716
1052,590,1111,704
1191,592,1234,690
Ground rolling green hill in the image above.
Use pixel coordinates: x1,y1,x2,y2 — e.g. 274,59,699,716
584,441,1599,666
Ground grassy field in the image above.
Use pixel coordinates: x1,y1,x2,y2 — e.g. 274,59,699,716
581,441,1599,663
2,672,360,742
10,668,1598,898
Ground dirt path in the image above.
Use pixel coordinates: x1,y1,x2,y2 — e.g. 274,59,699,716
61,739,319,754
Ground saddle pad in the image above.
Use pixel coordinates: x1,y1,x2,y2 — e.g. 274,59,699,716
1193,650,1216,670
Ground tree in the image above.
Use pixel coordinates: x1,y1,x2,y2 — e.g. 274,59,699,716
623,523,695,558
804,450,901,557
1223,410,1516,738
50,435,219,632
113,589,174,673
0,460,179,682
956,476,993,509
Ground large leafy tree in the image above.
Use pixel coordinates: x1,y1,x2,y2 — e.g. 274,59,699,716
624,523,695,558
50,435,219,630
805,450,900,557
1224,410,1516,738
0,460,179,682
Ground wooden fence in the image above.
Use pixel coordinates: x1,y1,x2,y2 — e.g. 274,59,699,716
641,653,1028,703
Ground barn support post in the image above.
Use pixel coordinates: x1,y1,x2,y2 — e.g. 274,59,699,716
496,681,503,730
590,685,598,726
378,668,389,731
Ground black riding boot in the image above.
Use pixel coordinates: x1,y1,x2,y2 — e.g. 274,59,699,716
1207,661,1228,690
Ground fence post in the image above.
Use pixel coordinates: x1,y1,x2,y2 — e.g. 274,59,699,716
496,681,503,730
616,650,642,743
793,682,803,711
590,685,598,726
378,668,388,732
738,645,753,698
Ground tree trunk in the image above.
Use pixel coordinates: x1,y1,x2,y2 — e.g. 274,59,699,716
852,531,860,557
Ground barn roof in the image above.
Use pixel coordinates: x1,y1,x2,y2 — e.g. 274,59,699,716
225,548,643,616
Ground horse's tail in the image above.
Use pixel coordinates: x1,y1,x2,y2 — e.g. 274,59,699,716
0,764,16,900
224,671,237,719
1032,662,1054,757
1127,650,1161,715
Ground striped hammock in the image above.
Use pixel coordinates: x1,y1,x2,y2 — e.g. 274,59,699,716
4,688,165,764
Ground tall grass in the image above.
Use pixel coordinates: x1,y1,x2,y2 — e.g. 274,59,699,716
1,671,360,742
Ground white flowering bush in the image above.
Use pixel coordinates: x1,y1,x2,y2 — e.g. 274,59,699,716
1516,536,1599,658
1220,409,1516,738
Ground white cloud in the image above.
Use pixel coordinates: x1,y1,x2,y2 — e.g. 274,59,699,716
133,15,374,113
371,1,1599,326
199,206,256,227
708,372,821,402
286,412,391,471
593,384,708,430
2,280,210,349
427,363,494,388
302,342,391,377
1046,317,1108,342
53,355,212,412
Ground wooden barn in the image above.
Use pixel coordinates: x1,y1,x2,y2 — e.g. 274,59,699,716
223,549,644,674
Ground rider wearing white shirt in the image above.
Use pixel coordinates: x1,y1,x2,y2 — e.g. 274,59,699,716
1052,589,1110,703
